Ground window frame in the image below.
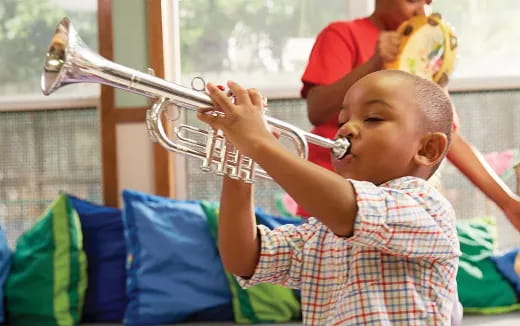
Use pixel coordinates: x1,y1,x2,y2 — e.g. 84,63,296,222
0,94,98,112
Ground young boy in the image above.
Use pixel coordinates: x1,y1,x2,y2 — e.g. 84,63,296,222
299,0,520,232
197,70,460,325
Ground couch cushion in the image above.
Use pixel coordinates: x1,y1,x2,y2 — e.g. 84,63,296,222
491,248,520,296
0,227,11,323
5,194,87,326
202,201,302,323
122,190,232,325
68,195,127,322
456,218,520,313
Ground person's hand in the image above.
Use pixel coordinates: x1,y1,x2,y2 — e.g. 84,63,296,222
197,81,276,159
369,31,401,70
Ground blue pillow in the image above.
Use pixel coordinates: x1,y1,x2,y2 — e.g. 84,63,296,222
68,195,127,322
122,190,232,325
0,227,11,323
491,248,520,295
255,207,302,229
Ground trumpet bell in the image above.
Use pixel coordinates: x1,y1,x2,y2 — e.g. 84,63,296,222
42,17,73,95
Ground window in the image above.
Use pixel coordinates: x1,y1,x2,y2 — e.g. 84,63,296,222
0,0,98,110
177,0,520,94
178,0,348,97
0,0,101,246
431,0,520,89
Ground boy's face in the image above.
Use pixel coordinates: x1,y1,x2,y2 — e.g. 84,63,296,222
331,72,424,185
380,0,432,29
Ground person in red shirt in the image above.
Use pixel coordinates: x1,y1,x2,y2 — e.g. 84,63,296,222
298,0,520,234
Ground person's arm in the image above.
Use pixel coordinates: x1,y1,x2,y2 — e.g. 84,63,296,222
198,82,359,236
218,177,260,277
219,175,311,285
306,58,379,125
305,31,401,126
254,136,359,236
447,132,520,231
516,164,520,194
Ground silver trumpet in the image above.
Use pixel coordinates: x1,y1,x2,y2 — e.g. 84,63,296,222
41,17,350,183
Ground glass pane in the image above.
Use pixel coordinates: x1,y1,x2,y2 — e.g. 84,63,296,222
0,0,99,101
179,0,347,94
432,0,520,78
0,108,102,247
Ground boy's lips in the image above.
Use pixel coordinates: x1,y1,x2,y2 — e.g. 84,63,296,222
333,141,355,162
342,152,355,163
344,142,353,157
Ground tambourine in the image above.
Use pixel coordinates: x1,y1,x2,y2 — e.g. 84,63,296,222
385,13,457,86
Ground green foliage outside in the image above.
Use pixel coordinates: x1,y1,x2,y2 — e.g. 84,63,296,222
0,0,97,93
179,0,347,74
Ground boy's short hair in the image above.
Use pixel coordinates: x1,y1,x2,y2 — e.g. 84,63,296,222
387,70,454,176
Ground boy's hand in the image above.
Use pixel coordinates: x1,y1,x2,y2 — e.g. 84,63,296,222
197,81,276,159
370,31,401,70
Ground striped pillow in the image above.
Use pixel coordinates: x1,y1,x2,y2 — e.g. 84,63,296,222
202,201,302,323
5,194,87,326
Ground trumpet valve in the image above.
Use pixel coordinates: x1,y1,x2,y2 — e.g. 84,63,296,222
201,128,219,172
240,156,256,184
214,136,228,176
215,138,241,180
226,149,241,180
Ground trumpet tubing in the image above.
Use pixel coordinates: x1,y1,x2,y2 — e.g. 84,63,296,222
42,17,350,183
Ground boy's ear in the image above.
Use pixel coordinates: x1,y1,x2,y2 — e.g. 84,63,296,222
414,132,449,167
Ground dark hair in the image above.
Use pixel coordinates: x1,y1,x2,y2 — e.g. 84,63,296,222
386,70,454,176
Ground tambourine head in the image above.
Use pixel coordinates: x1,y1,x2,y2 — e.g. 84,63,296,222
385,13,457,85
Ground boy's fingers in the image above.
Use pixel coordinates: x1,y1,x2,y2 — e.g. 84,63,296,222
227,81,251,105
206,83,233,113
248,88,262,107
198,106,220,114
270,126,281,139
390,35,401,47
197,111,224,130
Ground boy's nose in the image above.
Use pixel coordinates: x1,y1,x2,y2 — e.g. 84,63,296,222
339,121,359,139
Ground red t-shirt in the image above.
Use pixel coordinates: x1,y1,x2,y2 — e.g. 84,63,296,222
301,18,380,171
294,18,379,217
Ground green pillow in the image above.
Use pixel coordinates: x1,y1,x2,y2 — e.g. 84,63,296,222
5,194,87,326
201,201,301,323
456,217,520,313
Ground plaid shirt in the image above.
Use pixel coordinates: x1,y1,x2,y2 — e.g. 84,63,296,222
238,177,460,325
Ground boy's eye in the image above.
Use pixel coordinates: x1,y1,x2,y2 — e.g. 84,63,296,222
364,117,383,122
